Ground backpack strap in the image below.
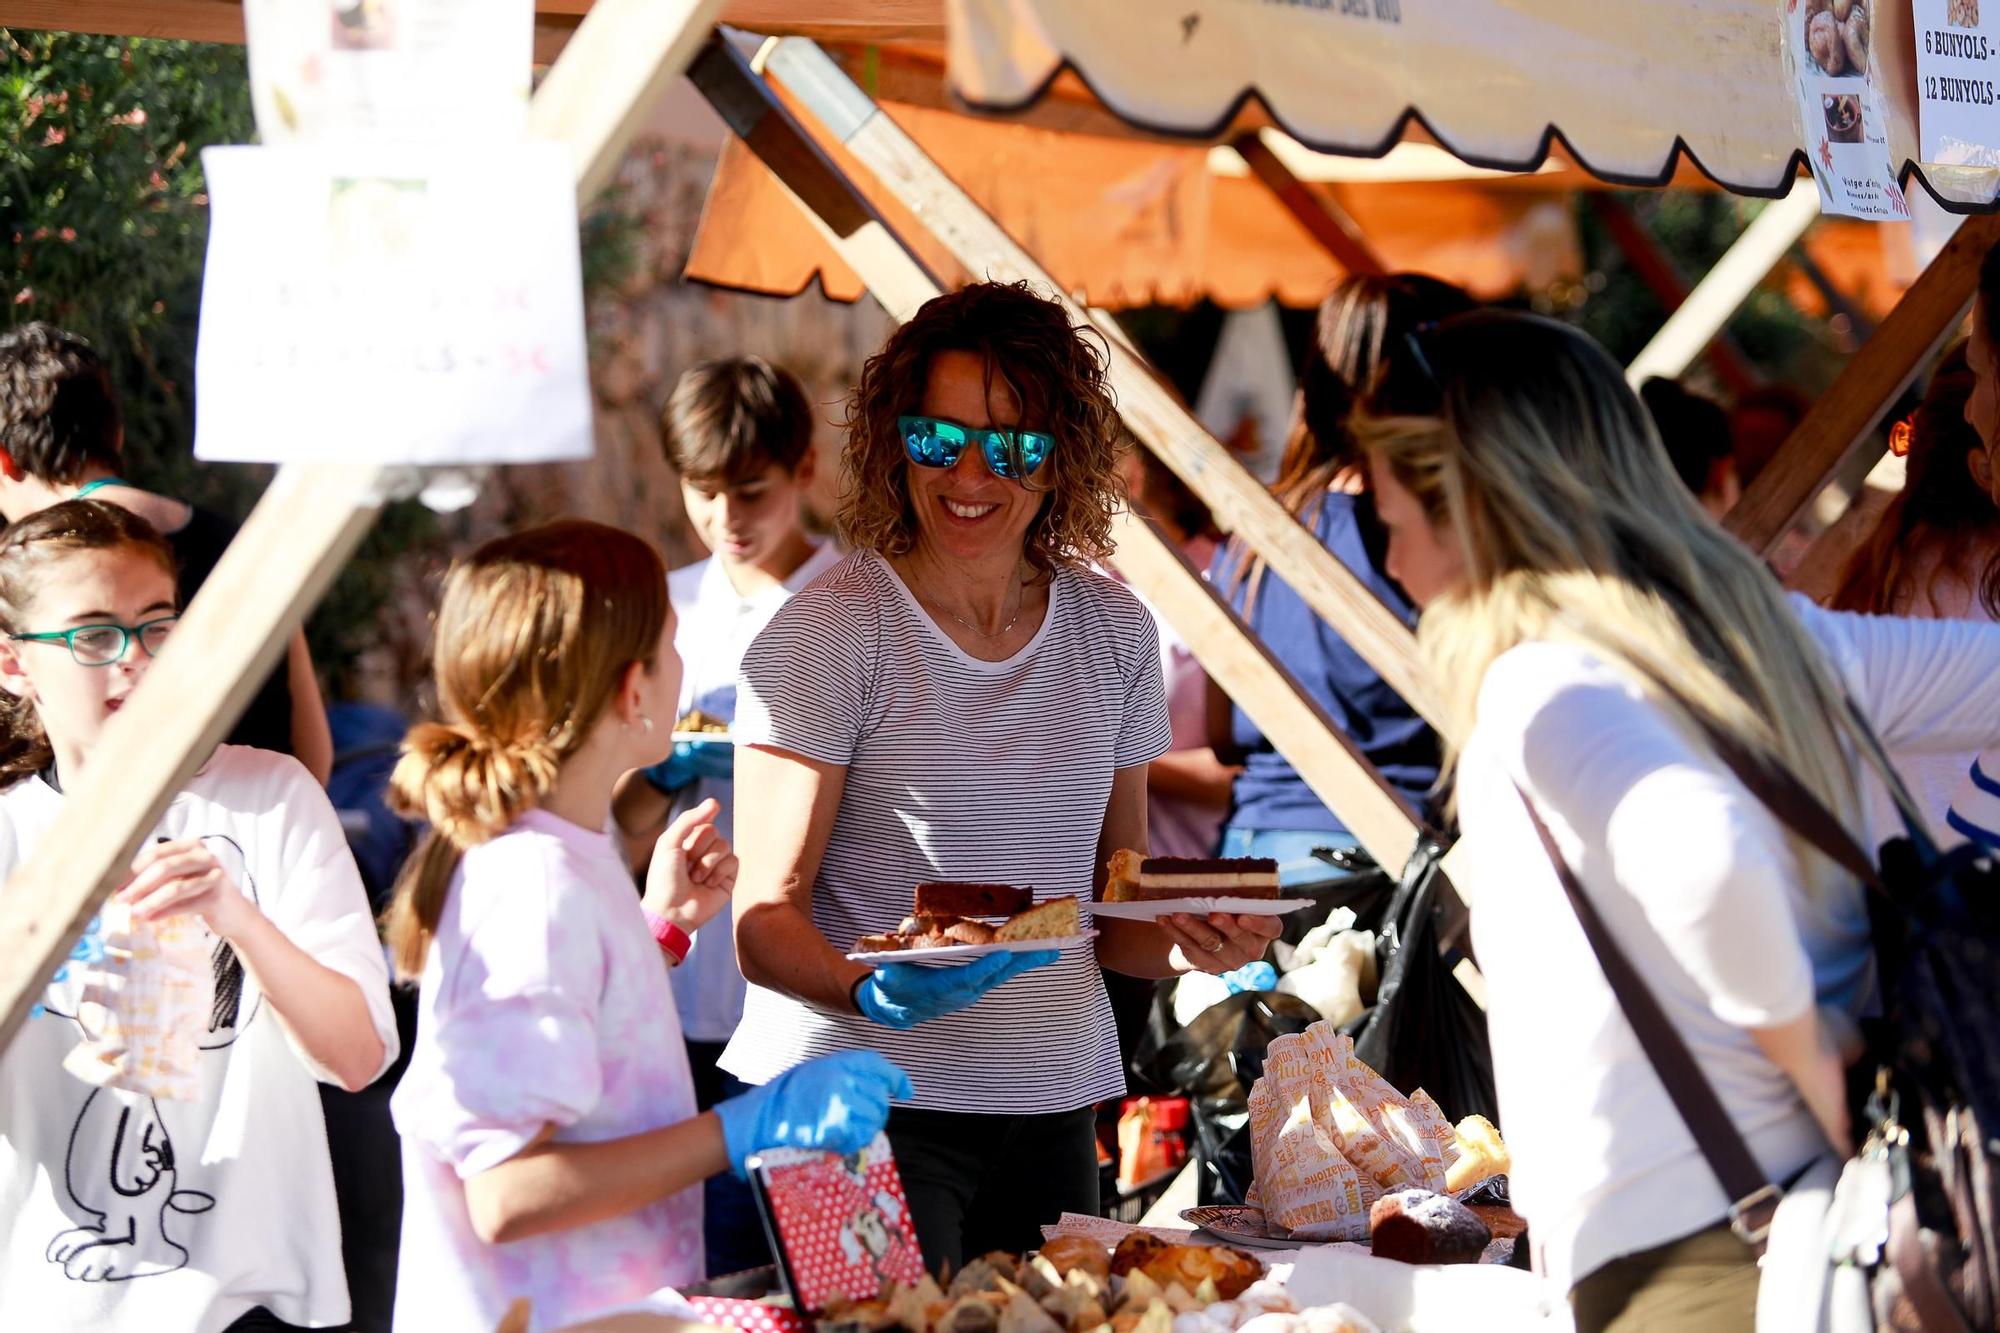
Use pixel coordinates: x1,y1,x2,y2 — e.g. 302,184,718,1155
1515,787,1783,1251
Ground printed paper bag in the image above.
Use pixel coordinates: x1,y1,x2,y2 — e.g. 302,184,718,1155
1248,1034,1371,1240
61,903,211,1102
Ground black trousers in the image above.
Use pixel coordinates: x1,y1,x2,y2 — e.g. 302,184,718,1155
886,1104,1100,1276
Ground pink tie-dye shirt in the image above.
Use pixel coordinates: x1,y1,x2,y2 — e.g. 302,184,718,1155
391,808,702,1329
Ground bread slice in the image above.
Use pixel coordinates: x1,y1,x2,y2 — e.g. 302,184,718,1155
913,882,1032,917
994,896,1081,942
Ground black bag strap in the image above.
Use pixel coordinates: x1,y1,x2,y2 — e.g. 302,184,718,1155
1515,787,1783,1250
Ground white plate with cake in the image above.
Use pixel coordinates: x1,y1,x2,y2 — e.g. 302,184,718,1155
1089,850,1312,920
847,883,1096,964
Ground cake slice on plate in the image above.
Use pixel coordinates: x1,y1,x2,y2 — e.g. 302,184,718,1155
1103,849,1281,901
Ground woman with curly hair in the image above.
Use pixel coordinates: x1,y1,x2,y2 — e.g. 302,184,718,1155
724,282,1280,1270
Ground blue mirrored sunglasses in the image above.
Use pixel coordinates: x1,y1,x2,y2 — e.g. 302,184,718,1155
898,414,1052,481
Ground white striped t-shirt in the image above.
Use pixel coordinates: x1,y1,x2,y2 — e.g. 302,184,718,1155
719,550,1172,1113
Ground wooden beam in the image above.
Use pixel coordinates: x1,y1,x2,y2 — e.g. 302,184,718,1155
529,0,730,204
1725,213,2000,557
1587,193,1758,397
1230,130,1386,277
759,37,1443,732
1108,512,1422,868
1786,449,1906,602
1625,179,1818,388
687,35,1425,869
0,0,726,1050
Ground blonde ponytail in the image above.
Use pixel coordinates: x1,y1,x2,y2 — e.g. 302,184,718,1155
382,521,667,981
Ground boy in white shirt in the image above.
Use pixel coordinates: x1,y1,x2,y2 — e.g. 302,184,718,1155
611,355,839,1275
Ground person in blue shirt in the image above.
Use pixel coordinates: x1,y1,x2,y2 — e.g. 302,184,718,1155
1206,274,1472,879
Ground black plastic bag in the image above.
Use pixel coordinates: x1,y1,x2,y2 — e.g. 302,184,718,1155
1342,838,1498,1125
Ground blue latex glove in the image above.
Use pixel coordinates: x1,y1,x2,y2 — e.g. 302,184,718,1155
640,739,735,794
853,950,1059,1030
714,1050,914,1177
1222,960,1278,995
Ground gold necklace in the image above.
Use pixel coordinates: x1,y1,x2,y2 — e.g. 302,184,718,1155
920,572,1026,640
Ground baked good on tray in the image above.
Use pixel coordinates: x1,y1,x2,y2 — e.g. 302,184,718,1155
1104,848,1280,902
1367,1187,1491,1265
852,889,1083,954
1108,1233,1262,1299
993,896,1080,942
913,882,1033,917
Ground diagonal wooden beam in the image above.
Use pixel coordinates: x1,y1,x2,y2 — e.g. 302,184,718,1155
0,0,728,1051
687,34,1425,870
1725,212,2000,557
758,37,1443,733
1229,130,1386,277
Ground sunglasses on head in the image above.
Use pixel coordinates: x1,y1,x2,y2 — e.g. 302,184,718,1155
898,414,1053,481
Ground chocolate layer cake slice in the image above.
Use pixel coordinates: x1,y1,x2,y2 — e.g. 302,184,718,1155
913,881,1033,917
1103,849,1281,902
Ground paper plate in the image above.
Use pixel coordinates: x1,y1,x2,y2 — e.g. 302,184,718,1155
845,930,1098,965
669,731,733,746
1089,897,1311,921
1180,1205,1299,1250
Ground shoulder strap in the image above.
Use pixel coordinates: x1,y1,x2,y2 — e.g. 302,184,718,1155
1515,786,1783,1249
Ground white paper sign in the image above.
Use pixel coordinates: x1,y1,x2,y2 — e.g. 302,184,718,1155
193,143,592,466
1917,0,2000,167
241,0,534,145
1783,0,1910,221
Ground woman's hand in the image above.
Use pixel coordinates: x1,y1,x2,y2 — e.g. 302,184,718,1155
119,838,256,940
1162,912,1283,975
643,797,739,934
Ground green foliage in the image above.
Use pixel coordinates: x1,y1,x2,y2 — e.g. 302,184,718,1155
1,30,434,694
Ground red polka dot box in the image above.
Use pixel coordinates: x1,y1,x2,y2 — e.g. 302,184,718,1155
684,1290,807,1333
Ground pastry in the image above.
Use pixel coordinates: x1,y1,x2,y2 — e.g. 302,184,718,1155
1036,1235,1111,1280
1104,849,1280,902
993,896,1081,942
1442,1114,1509,1193
1108,1234,1262,1300
1367,1188,1491,1265
915,882,1034,917
854,932,907,953
674,708,730,735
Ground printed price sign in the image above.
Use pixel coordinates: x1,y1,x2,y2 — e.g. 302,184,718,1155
1917,0,2000,168
193,143,593,466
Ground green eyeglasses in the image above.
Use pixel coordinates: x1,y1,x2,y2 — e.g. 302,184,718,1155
899,414,1053,481
11,616,178,667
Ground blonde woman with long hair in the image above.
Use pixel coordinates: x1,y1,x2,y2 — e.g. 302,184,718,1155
1355,311,2000,1330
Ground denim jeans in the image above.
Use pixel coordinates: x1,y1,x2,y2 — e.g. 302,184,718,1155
1217,827,1360,890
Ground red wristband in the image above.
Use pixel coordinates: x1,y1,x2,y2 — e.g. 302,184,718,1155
642,910,691,965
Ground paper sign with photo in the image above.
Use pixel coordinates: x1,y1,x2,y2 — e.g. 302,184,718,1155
193,142,592,466
1783,0,1909,221
747,1133,926,1316
241,0,534,145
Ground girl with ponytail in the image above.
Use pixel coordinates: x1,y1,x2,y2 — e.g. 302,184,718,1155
0,500,396,1332
385,520,909,1330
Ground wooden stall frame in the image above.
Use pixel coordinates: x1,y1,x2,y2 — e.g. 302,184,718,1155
687,34,1427,869
1587,192,1759,396
0,0,731,1051
1725,213,2000,558
756,36,1446,733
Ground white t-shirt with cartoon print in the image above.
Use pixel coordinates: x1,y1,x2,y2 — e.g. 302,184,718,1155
0,746,399,1333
